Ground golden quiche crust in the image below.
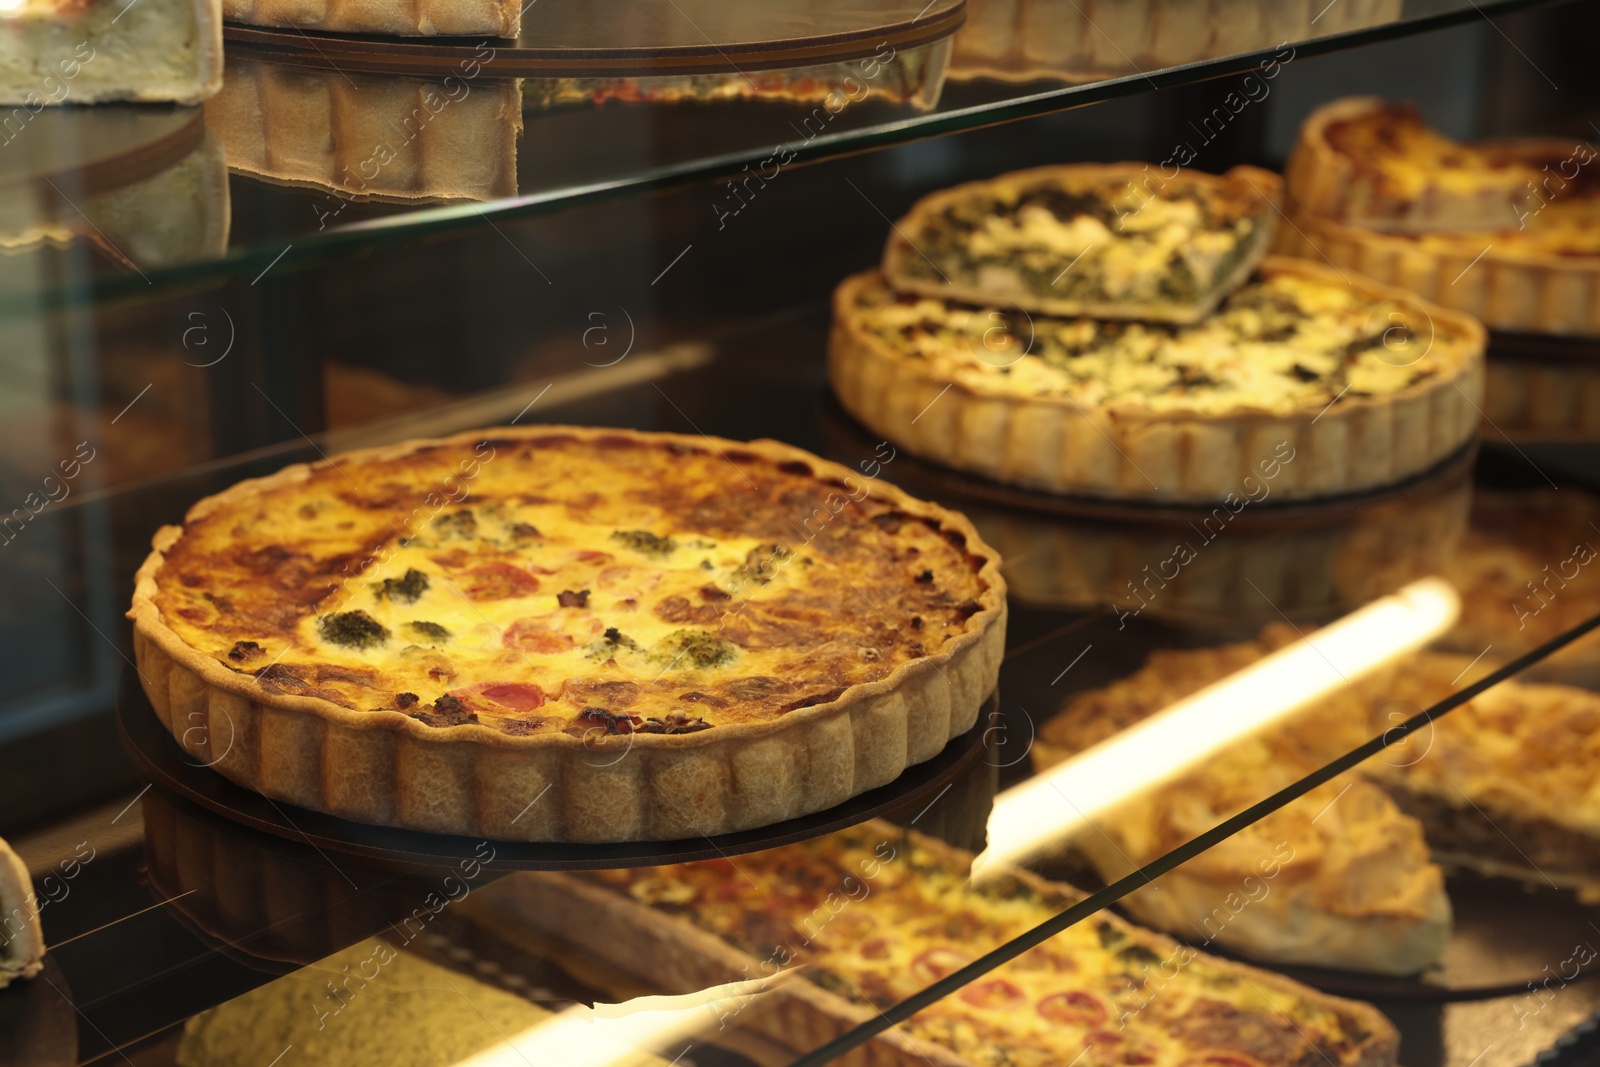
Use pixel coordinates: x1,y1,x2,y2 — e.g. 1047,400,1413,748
128,426,1006,843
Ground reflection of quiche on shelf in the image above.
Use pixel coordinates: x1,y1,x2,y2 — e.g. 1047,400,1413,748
0,0,221,104
207,56,521,203
522,37,950,113
224,0,514,38
883,164,1278,323
127,426,1005,843
1440,489,1600,684
1035,624,1600,973
481,823,1400,1067
0,130,229,268
830,258,1485,503
0,836,44,989
1277,97,1600,336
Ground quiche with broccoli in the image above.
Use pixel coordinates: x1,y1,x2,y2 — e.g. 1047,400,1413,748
128,426,1005,843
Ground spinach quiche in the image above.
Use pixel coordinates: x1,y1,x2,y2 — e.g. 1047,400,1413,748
481,823,1400,1067
128,426,1006,843
1037,626,1600,969
1280,97,1600,336
882,164,1278,323
830,258,1485,503
0,0,221,104
0,836,43,989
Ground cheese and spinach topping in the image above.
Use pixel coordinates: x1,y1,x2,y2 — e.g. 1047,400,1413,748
588,828,1387,1067
901,173,1271,308
848,268,1456,416
151,433,991,738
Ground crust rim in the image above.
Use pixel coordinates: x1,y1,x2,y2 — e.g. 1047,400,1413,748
829,257,1487,503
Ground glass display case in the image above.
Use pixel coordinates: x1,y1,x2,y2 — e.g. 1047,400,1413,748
3,2,1600,1066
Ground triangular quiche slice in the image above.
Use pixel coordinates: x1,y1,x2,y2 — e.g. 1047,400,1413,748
1036,624,1600,973
882,163,1278,323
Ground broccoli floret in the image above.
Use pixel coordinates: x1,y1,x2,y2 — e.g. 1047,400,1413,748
657,629,738,669
610,529,678,557
406,621,451,644
433,510,478,539
734,543,792,586
318,610,389,649
378,568,430,603
586,627,643,659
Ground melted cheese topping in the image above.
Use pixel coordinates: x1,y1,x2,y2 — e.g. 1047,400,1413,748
587,829,1381,1067
848,269,1459,416
906,172,1269,307
151,433,991,736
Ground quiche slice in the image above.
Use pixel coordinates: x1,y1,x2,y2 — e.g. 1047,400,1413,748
1036,625,1600,969
1033,633,1451,976
881,164,1277,323
1286,97,1543,232
127,426,1006,843
830,258,1485,503
476,823,1400,1067
0,836,44,989
1277,97,1600,336
0,0,221,104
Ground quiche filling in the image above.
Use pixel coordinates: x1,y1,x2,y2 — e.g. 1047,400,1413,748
151,434,990,738
585,829,1382,1067
899,173,1271,310
847,268,1453,416
1323,102,1600,252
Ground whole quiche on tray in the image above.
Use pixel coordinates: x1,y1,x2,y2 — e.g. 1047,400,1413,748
128,426,1006,843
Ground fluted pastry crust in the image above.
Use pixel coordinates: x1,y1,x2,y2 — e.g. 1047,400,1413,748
830,258,1485,503
128,426,1006,843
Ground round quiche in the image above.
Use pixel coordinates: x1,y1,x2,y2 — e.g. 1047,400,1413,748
128,426,1006,843
830,257,1486,503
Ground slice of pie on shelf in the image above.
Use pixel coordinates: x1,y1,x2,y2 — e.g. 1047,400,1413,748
1033,633,1451,976
0,0,221,104
1286,97,1547,232
882,163,1278,323
1275,97,1600,336
0,836,43,988
1035,623,1600,974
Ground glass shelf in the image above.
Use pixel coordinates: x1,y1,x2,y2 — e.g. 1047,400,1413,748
0,0,1566,317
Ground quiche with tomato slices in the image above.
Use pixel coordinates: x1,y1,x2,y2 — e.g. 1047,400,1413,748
480,823,1398,1067
127,426,1005,843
